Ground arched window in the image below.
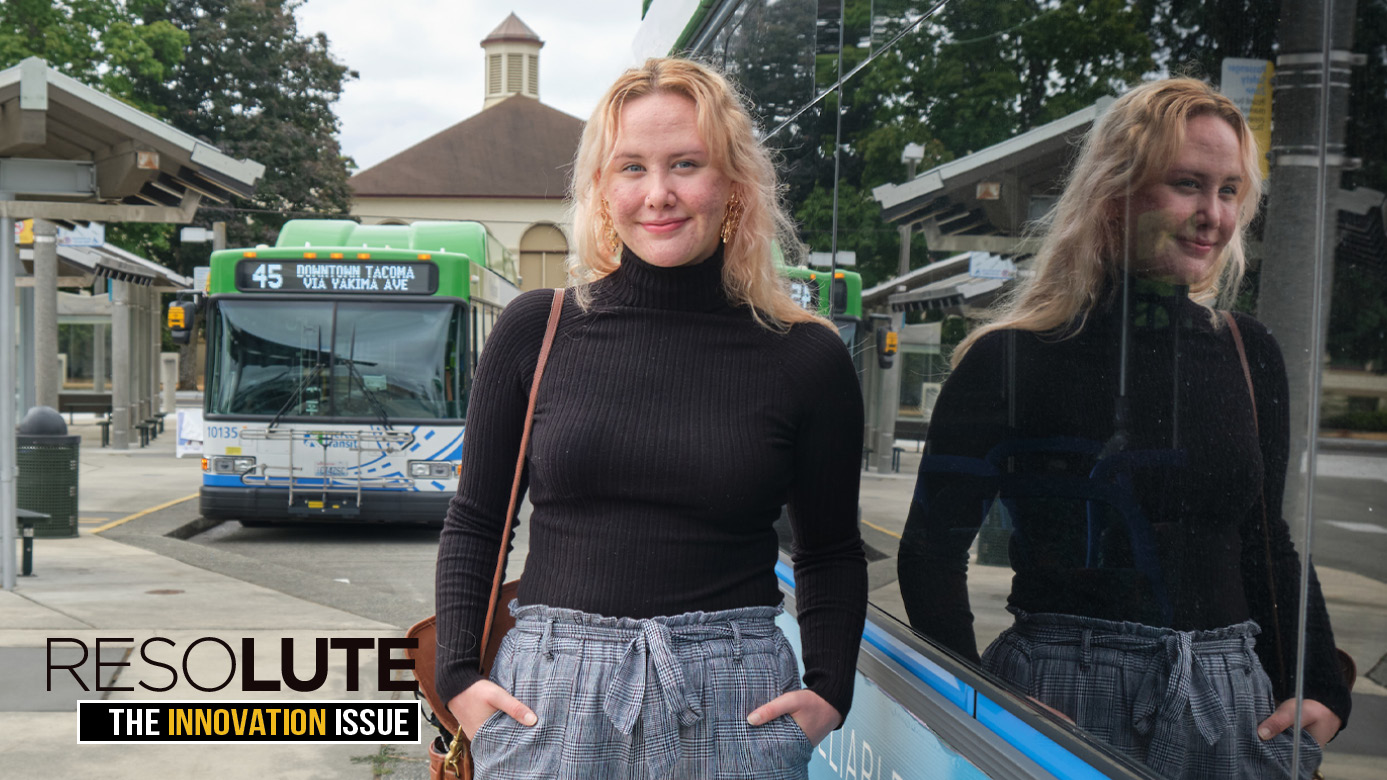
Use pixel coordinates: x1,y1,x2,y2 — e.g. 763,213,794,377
519,223,569,291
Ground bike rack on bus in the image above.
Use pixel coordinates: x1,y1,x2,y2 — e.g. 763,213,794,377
237,427,416,516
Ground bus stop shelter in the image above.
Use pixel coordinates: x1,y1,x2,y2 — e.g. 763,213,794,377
16,239,192,423
1,56,265,590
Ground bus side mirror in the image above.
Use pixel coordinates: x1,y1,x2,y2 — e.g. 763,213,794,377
831,277,847,315
871,314,897,369
168,302,195,345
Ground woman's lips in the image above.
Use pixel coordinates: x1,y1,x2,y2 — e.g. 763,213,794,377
641,219,688,234
1178,236,1216,254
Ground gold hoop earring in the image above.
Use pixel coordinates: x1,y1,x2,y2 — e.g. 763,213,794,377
721,193,744,245
600,199,621,255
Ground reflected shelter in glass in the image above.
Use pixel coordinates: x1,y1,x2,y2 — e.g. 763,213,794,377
897,79,1351,779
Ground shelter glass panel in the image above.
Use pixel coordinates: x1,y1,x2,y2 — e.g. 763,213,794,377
695,0,1385,776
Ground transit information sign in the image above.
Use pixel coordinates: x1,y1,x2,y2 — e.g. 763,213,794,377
234,260,438,294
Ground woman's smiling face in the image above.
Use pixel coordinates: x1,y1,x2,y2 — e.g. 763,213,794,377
1125,113,1246,285
601,91,732,268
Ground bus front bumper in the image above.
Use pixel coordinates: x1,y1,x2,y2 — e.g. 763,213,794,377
200,486,452,525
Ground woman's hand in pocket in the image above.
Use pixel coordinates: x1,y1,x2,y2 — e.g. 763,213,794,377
747,689,841,746
447,680,538,741
1257,698,1340,748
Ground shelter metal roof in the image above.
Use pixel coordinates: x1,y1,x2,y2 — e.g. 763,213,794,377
0,57,264,224
873,98,1110,259
873,98,1113,224
19,242,190,290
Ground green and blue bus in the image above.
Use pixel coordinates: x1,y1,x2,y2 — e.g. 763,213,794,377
198,219,521,526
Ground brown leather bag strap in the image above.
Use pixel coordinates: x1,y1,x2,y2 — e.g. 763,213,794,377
479,289,565,659
1223,311,1257,421
1222,310,1288,687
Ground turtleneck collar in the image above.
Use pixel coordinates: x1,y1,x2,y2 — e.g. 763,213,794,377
591,244,732,313
1095,274,1198,333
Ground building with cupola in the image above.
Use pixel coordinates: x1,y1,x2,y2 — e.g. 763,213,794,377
349,13,581,290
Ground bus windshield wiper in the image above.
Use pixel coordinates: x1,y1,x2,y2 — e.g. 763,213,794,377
268,361,324,430
341,325,393,430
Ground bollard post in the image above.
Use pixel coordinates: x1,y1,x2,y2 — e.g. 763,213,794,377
20,519,34,576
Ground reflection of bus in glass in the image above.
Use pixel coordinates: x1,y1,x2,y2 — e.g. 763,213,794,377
782,264,865,354
198,220,520,526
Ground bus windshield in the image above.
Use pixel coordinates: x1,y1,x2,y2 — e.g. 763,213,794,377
206,299,466,421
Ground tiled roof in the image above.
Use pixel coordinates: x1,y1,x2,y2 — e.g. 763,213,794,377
349,96,582,199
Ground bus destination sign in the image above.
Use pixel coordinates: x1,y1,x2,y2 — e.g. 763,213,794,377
235,260,438,295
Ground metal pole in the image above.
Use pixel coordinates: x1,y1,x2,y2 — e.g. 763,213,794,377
2,198,18,590
829,0,845,279
33,219,59,409
1260,0,1358,533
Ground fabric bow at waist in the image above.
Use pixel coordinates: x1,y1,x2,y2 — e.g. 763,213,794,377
1129,630,1229,746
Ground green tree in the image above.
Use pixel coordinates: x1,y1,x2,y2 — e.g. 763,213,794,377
748,0,1153,286
1138,0,1279,79
0,0,187,114
129,0,358,264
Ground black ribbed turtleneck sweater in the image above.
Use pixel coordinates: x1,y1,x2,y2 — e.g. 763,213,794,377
435,247,867,717
898,279,1351,727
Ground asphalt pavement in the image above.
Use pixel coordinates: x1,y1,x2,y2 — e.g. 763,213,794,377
2,408,1383,779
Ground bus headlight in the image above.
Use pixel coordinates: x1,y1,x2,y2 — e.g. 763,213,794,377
409,461,454,479
210,456,257,474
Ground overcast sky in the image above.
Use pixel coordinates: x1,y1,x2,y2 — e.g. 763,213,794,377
295,1,646,173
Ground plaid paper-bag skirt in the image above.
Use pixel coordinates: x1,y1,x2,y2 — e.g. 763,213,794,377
983,610,1322,780
469,602,813,780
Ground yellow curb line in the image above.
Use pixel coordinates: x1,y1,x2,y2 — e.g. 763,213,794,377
861,518,902,540
90,493,199,534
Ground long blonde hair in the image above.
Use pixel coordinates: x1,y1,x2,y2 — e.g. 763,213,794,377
953,77,1265,366
567,57,829,331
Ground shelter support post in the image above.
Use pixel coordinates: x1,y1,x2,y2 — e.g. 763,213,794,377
136,286,149,427
149,288,160,424
161,352,178,416
93,320,106,394
33,219,59,409
18,286,34,413
875,221,914,473
2,200,17,590
110,280,130,450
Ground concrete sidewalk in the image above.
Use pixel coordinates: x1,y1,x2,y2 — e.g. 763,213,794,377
2,414,432,779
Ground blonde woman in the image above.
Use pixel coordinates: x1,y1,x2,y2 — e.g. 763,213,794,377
898,78,1349,779
435,57,866,779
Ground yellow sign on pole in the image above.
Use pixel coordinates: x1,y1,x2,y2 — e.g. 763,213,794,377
1220,58,1275,179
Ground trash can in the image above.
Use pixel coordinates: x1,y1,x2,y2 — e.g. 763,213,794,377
16,406,80,538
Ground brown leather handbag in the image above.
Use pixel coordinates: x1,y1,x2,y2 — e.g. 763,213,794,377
407,288,565,780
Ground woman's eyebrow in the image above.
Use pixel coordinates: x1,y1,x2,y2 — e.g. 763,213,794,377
1168,168,1244,183
612,148,707,161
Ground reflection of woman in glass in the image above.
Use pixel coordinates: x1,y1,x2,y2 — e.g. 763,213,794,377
435,58,866,778
898,79,1350,778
